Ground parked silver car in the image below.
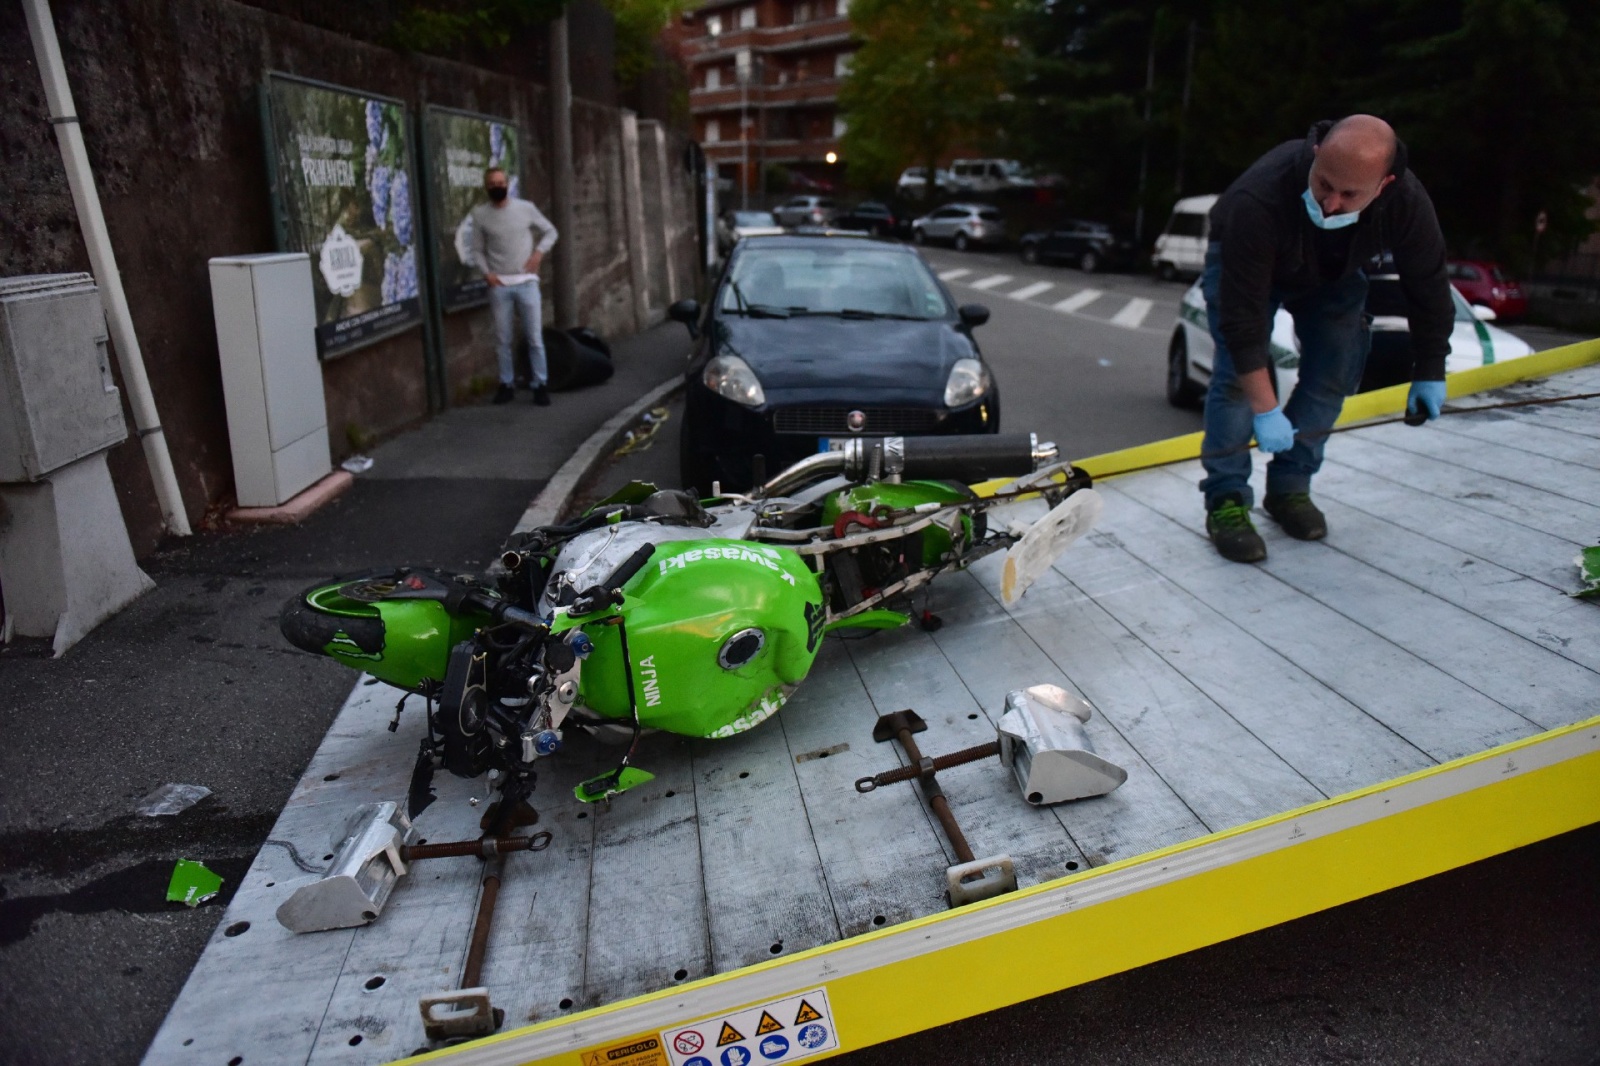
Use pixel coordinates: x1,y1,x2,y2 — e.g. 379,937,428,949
772,195,838,228
716,210,785,256
910,203,1007,251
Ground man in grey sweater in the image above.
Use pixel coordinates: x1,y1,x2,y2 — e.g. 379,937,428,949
469,167,560,405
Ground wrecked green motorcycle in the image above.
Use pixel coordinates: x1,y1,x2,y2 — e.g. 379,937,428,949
281,434,1099,815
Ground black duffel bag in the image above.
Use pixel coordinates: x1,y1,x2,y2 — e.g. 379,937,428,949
543,327,614,391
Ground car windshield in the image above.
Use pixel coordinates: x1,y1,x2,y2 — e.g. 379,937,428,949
732,212,776,226
1369,277,1476,323
721,246,952,319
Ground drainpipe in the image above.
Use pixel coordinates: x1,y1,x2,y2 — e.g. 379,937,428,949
22,0,191,536
549,13,579,329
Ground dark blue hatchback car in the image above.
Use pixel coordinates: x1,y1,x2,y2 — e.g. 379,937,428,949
672,235,1000,493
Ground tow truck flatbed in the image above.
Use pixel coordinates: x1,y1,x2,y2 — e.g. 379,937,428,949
145,348,1600,1066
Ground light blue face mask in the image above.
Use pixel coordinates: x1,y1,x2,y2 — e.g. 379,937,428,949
1303,187,1361,230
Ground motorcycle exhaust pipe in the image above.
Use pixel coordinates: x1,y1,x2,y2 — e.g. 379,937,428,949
760,433,1058,497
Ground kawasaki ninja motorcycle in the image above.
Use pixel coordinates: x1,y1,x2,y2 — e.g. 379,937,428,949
281,433,1098,817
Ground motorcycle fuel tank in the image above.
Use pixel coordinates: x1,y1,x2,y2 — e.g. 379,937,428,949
567,534,826,739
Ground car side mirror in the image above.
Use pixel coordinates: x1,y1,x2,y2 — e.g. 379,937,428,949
959,304,990,328
669,298,701,338
1470,303,1497,322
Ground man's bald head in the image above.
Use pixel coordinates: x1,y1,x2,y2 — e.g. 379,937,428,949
1309,114,1398,218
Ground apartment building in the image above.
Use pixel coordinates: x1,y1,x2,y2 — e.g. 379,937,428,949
680,0,857,195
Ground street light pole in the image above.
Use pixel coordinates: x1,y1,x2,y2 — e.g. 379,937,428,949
738,48,751,211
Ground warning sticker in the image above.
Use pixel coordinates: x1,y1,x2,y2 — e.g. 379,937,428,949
661,989,839,1066
580,1033,670,1066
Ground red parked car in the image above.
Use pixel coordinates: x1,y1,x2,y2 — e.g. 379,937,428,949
1446,259,1528,321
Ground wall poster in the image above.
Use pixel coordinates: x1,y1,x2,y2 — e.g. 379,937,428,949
422,107,523,312
261,73,423,357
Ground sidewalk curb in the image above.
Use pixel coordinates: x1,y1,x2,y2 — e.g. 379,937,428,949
513,376,686,533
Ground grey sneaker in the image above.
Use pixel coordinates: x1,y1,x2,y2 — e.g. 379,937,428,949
1206,495,1267,563
1264,492,1328,541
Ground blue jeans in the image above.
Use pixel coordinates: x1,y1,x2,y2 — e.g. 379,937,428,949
1199,242,1370,509
488,279,547,387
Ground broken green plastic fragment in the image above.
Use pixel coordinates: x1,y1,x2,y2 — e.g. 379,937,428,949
166,859,224,907
1575,546,1600,600
574,765,655,803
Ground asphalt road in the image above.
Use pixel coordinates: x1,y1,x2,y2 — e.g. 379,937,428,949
919,246,1205,461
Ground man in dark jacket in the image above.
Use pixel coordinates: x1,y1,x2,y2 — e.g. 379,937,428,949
1199,114,1452,562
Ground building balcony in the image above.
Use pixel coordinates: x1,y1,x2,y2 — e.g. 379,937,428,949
689,18,853,62
690,79,842,114
702,136,843,164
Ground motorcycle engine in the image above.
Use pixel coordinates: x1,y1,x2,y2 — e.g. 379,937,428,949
431,630,585,780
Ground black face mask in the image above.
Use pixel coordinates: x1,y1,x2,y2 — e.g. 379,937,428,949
487,186,508,203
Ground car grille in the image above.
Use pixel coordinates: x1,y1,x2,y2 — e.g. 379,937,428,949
773,406,941,435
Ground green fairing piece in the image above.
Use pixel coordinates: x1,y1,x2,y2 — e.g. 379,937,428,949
167,859,223,907
1576,546,1600,599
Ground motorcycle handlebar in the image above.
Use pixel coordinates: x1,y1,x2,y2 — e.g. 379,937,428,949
569,543,656,616
896,434,1042,482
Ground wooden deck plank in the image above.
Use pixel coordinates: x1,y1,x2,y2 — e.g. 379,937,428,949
1325,436,1600,548
1309,495,1600,676
306,854,486,1063
778,639,954,934
974,562,1325,832
476,745,609,1026
1313,461,1585,588
1352,420,1600,507
1431,410,1600,470
842,615,1093,888
930,564,1214,867
1102,474,1541,761
689,722,841,972
1449,375,1600,438
1046,500,1435,795
580,737,710,1005
1138,473,1600,730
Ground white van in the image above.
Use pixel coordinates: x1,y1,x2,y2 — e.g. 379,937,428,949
1151,194,1218,280
949,159,1029,193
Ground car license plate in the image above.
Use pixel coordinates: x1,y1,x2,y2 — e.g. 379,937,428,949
818,437,847,453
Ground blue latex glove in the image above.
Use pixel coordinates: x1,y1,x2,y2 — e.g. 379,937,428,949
1407,379,1446,422
1252,407,1296,453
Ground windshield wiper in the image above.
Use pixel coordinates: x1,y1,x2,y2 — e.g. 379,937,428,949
724,281,790,317
797,308,924,320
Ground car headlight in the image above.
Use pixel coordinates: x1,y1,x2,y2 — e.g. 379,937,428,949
703,353,765,407
944,358,992,407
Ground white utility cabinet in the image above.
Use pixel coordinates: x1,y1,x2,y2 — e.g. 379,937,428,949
208,253,330,507
0,273,153,654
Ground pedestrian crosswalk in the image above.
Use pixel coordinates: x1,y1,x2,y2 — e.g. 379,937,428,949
1053,289,1102,313
1008,281,1054,301
969,274,1014,291
1108,297,1153,329
937,269,1165,330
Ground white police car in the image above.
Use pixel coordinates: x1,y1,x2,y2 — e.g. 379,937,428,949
1165,272,1535,408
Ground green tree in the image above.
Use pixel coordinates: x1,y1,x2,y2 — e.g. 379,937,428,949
839,0,1031,197
1359,0,1600,266
391,0,693,90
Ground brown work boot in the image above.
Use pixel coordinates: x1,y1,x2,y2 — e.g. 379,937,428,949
1264,491,1328,541
1206,495,1267,563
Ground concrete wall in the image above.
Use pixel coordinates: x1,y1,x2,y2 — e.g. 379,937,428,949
1,0,699,556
